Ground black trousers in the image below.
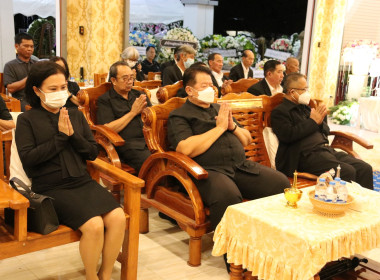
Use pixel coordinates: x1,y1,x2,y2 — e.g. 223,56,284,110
298,146,373,189
193,165,290,230
118,147,151,173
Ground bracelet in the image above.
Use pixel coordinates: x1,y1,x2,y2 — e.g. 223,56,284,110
229,123,237,133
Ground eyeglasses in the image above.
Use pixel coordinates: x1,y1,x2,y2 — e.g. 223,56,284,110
117,76,135,82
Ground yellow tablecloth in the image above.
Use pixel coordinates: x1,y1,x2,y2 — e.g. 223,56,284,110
212,184,380,280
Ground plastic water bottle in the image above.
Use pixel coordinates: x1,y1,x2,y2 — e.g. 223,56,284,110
337,180,348,203
325,181,337,203
334,177,341,191
70,77,75,83
315,178,326,201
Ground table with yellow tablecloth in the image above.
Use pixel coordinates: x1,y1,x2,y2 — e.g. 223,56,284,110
212,184,380,280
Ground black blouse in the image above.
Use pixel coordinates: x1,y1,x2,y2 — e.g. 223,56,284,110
16,107,98,190
0,95,12,120
168,99,259,177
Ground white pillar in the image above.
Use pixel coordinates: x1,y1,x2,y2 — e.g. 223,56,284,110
181,0,218,39
0,0,16,72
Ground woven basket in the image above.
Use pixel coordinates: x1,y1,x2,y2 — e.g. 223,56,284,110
308,190,354,215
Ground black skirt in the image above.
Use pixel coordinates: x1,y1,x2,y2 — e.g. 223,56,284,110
36,173,120,230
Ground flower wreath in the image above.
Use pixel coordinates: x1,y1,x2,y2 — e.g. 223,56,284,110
157,27,199,63
27,18,56,57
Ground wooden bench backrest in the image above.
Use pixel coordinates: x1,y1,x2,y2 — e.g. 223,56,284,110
142,97,186,154
156,80,183,104
1,94,21,112
147,72,161,80
222,78,260,95
93,73,108,87
134,80,161,89
218,94,271,167
77,82,112,126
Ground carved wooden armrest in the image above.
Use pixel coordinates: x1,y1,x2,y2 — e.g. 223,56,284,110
330,130,373,159
139,151,208,180
139,152,208,225
297,172,318,181
330,131,373,149
90,125,125,146
88,158,144,189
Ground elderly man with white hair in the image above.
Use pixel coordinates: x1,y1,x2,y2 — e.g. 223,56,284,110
120,46,145,81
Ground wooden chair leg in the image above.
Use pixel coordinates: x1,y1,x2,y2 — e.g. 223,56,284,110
139,208,149,233
230,263,243,280
188,236,202,267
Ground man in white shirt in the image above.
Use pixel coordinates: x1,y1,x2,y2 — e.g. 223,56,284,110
208,53,232,97
229,50,254,82
247,60,284,96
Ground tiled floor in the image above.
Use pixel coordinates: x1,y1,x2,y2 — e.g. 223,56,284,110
1,122,379,280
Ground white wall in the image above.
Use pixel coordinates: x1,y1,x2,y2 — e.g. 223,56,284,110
0,0,16,72
342,0,380,46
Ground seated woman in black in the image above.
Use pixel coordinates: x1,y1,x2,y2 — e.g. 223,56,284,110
50,56,81,108
16,61,125,280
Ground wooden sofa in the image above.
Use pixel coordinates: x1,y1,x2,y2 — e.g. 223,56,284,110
0,130,144,280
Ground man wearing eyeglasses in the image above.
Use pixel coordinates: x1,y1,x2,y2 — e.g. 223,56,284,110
271,73,373,189
97,61,151,172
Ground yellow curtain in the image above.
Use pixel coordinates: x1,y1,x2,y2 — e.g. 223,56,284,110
66,0,124,81
308,0,347,107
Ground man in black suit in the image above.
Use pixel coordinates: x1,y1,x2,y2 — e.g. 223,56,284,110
160,47,179,81
162,45,196,86
247,60,284,96
271,73,373,189
229,50,254,82
208,53,232,97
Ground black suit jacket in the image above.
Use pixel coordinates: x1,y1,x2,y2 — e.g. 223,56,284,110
229,63,253,82
271,98,329,176
162,64,183,86
247,79,271,96
211,73,228,97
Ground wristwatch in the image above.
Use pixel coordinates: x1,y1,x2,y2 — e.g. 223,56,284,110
229,123,237,132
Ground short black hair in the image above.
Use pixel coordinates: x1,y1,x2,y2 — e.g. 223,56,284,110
183,66,212,88
264,60,281,77
15,33,33,45
283,73,306,93
207,53,221,65
50,56,70,80
109,61,129,80
25,61,66,108
146,46,155,52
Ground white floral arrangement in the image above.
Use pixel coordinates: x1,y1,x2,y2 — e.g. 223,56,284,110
157,28,199,62
255,58,270,70
129,31,156,47
271,38,292,52
329,101,359,125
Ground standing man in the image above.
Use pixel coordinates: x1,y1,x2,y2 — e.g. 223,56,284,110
229,50,254,82
208,53,232,97
141,46,161,77
97,61,151,172
247,60,284,96
168,66,289,230
162,44,196,86
4,33,38,111
271,73,373,189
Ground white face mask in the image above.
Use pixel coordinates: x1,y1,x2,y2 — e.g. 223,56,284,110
126,59,137,68
193,87,215,104
39,89,68,109
298,91,311,105
184,58,194,69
